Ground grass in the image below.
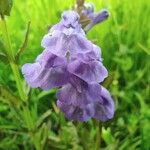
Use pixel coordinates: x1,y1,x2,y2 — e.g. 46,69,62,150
0,0,150,149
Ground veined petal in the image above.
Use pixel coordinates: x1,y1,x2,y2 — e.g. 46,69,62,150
42,33,69,57
22,50,68,90
57,100,92,122
69,35,93,55
68,59,108,83
57,79,102,107
56,76,114,122
93,86,115,121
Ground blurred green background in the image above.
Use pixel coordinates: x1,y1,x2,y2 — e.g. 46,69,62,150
0,0,150,149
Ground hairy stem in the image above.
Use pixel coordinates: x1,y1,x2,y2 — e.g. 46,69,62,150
0,15,27,101
0,15,42,150
0,14,13,60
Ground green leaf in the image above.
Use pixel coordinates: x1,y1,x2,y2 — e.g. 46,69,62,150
36,109,51,128
0,124,18,130
37,89,56,100
113,56,133,71
40,123,48,150
21,106,34,130
15,21,31,62
0,52,8,63
0,102,9,112
0,85,21,107
102,127,115,145
59,122,80,148
138,43,150,55
0,0,13,16
0,39,8,63
0,39,6,53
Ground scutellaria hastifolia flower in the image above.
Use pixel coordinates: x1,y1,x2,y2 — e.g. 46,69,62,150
22,1,114,122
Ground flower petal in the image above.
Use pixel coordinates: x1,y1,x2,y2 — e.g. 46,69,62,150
57,79,102,106
57,77,103,121
90,9,109,25
84,9,109,31
42,33,69,57
22,50,68,90
93,86,115,121
69,35,93,56
57,100,92,122
68,59,108,83
41,33,57,48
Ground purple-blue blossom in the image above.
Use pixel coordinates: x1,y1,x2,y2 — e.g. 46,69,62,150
82,3,109,31
22,10,114,122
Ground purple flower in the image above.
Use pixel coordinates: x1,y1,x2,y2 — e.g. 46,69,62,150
82,3,109,31
57,76,114,122
22,10,114,122
22,50,69,90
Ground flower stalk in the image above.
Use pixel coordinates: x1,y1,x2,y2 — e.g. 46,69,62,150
0,14,46,150
0,15,27,101
95,121,102,150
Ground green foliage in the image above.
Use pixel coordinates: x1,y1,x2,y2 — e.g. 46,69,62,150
0,40,8,63
0,0,150,150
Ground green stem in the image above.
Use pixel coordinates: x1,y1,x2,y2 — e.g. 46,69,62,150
10,62,27,101
22,105,34,130
0,15,27,101
32,136,42,150
0,14,13,60
95,121,102,150
0,15,41,150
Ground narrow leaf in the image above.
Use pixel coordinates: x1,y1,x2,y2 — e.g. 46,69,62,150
0,39,6,54
15,21,31,62
0,85,21,107
36,110,51,128
0,52,8,63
